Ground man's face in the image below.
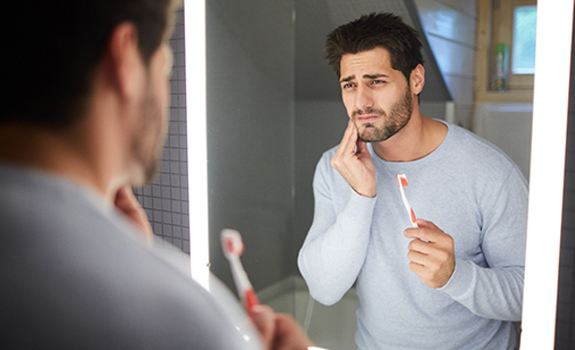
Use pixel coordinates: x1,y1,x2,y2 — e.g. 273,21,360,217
131,43,173,185
339,47,414,142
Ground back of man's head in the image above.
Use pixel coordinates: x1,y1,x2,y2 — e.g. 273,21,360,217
325,12,424,81
1,0,179,129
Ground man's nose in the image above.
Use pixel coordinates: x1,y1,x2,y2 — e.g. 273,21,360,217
354,85,374,113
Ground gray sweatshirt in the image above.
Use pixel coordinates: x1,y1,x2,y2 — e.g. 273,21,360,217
298,122,528,349
0,165,260,350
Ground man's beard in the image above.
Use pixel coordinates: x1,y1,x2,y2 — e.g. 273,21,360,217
130,86,167,186
354,88,413,143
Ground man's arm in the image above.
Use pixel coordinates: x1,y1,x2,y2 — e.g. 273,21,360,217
298,122,377,305
406,167,527,321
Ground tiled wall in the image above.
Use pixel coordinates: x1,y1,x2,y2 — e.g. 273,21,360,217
134,8,189,254
554,7,575,346
415,0,477,129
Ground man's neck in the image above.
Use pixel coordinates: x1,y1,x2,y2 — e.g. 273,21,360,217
372,113,448,162
0,123,113,199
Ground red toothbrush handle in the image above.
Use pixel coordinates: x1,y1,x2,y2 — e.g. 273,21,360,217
244,289,260,310
410,208,417,224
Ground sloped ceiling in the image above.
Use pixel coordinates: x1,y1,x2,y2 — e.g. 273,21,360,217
295,0,452,102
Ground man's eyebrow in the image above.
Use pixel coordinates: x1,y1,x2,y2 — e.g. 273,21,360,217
339,73,390,83
339,75,355,83
363,73,389,79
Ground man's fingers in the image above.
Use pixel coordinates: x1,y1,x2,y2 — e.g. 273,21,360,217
407,250,429,266
113,185,153,241
273,313,313,350
409,261,426,275
404,227,437,243
356,139,369,156
415,218,439,230
330,120,376,197
408,238,432,254
334,121,354,159
405,220,456,288
248,305,275,349
404,222,450,244
341,121,358,156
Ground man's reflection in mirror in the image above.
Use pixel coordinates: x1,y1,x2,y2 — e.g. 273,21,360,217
298,13,527,350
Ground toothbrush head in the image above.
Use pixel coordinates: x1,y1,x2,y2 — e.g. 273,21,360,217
398,174,409,187
221,228,244,258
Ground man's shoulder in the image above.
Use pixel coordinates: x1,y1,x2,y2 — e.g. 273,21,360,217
320,144,340,160
446,124,521,175
0,168,247,349
313,145,341,178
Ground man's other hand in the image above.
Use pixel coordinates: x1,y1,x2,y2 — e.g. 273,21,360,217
404,219,455,289
249,304,313,350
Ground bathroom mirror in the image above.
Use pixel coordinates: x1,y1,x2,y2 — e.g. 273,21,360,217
131,0,573,348
200,0,558,349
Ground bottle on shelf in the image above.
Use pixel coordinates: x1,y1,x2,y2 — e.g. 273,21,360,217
494,43,509,91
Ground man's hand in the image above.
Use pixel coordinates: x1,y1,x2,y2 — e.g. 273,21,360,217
331,120,376,197
249,305,313,350
114,185,153,243
404,219,455,288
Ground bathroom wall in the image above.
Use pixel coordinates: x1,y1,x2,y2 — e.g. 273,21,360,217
137,0,296,294
415,0,477,129
473,102,532,179
135,8,190,254
205,0,296,291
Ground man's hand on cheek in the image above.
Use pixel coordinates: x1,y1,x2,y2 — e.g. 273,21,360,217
330,120,376,197
113,185,154,243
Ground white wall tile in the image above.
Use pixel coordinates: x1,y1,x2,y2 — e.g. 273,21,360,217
416,0,477,45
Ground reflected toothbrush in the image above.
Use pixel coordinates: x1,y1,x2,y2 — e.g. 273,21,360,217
397,174,418,228
220,228,260,310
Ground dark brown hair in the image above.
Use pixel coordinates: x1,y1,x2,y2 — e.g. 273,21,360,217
325,12,424,80
1,0,180,128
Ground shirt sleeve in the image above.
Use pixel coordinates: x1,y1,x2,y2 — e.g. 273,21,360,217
438,166,528,321
297,153,377,305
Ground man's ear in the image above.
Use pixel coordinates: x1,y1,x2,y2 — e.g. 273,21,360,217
410,64,425,95
106,23,145,101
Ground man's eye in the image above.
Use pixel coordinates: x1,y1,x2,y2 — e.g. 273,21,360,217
371,79,386,85
342,82,354,89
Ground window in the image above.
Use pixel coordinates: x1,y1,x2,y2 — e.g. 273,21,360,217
491,0,537,91
512,5,537,75
476,0,537,101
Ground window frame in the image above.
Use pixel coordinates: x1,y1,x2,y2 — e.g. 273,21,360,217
508,0,537,90
475,0,536,102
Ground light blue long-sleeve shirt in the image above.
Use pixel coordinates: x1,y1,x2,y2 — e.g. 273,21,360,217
298,122,528,350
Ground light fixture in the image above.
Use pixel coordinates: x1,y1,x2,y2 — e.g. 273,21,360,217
184,0,210,290
521,0,574,348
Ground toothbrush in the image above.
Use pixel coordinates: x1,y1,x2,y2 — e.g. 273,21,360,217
220,228,260,310
397,174,418,228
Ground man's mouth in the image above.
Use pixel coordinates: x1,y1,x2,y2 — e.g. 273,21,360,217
356,114,379,122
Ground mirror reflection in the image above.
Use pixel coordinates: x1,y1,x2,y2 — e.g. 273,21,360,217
203,0,534,348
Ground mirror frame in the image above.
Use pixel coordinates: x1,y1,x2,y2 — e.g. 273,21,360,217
184,0,210,289
184,0,575,346
521,0,573,348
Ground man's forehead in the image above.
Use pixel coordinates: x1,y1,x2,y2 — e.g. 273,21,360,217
339,47,397,78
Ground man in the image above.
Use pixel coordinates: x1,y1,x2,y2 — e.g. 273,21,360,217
0,1,311,349
298,13,527,349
